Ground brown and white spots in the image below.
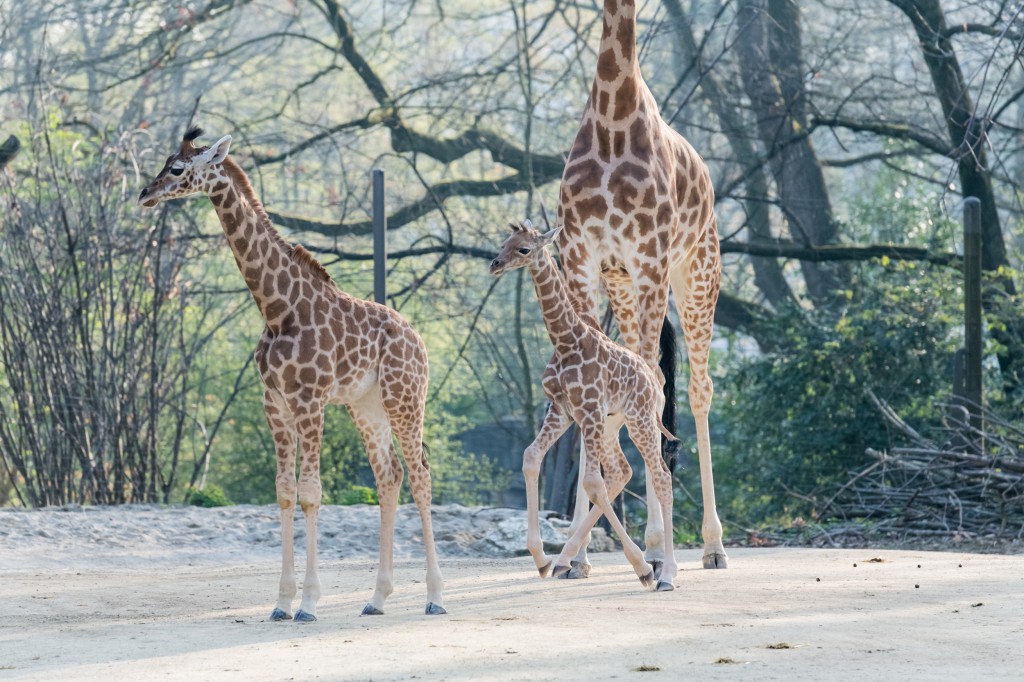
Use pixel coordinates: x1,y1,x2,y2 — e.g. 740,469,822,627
138,125,446,620
489,222,678,591
554,0,728,573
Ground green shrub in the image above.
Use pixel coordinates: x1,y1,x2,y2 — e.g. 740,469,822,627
336,485,378,505
184,484,233,508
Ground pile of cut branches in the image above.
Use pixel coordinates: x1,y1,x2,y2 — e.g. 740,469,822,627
818,390,1024,541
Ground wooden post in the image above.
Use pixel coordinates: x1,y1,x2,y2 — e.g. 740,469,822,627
372,169,386,306
963,197,983,437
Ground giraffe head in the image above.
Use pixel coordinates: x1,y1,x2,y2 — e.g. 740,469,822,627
489,220,561,276
138,126,232,208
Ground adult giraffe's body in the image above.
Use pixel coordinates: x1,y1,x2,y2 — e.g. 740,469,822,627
139,127,446,620
557,0,728,571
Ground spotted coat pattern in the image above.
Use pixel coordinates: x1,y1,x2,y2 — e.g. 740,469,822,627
138,129,445,619
556,0,728,570
490,223,677,590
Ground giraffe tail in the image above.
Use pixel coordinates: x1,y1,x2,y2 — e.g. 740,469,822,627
658,318,680,464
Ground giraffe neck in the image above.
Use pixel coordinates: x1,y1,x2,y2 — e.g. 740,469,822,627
207,156,302,326
592,0,642,124
528,250,590,356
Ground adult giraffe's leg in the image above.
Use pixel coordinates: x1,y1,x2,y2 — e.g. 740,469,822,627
670,226,728,569
264,389,298,621
522,404,571,577
349,396,402,616
293,397,325,622
605,274,666,572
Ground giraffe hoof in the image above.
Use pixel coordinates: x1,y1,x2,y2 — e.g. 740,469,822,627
361,603,384,616
269,608,292,621
293,610,317,623
538,560,553,578
703,552,729,569
552,564,571,579
425,602,447,616
565,560,591,579
649,560,664,580
639,570,655,589
656,580,675,592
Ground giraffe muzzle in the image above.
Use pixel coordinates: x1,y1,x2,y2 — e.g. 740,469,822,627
138,187,159,208
489,258,504,275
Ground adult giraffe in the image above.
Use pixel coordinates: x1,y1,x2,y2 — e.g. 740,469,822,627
557,0,727,571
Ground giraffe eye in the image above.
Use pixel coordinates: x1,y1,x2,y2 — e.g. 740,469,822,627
518,248,531,255
170,166,184,176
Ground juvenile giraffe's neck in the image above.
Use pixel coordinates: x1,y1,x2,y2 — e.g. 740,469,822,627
592,0,642,124
528,250,590,357
207,156,303,327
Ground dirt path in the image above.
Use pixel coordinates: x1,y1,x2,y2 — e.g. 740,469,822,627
2,548,1022,681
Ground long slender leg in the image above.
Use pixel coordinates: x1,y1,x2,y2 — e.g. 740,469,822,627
264,389,298,621
626,413,677,591
381,334,446,615
670,224,728,569
293,398,324,622
604,275,663,570
572,416,653,587
552,417,633,575
522,404,571,576
349,397,402,616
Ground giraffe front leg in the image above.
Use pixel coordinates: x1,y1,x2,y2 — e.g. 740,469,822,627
522,405,571,577
264,391,298,622
293,403,325,622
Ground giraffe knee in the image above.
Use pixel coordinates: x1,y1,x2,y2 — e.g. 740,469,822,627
582,473,608,504
522,447,543,478
276,477,297,509
298,478,322,510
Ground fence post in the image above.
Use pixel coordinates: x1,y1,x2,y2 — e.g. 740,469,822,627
372,169,386,306
962,196,983,439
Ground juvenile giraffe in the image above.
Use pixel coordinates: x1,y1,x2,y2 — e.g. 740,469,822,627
557,0,728,573
138,127,445,620
490,221,677,591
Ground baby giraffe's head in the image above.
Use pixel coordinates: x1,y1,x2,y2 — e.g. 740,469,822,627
137,126,232,208
489,220,561,276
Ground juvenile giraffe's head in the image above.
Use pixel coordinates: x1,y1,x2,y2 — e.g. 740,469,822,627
489,220,561,276
138,126,232,208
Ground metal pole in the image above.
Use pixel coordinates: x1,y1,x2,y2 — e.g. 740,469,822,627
372,169,386,306
963,197,983,436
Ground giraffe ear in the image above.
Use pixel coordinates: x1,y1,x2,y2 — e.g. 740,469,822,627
539,227,561,247
203,135,232,165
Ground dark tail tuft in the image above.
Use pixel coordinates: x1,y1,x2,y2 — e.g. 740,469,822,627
659,317,679,470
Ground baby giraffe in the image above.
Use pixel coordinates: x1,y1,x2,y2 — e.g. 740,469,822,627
138,127,445,620
489,221,677,591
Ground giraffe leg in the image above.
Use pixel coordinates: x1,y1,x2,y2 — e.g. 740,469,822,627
391,423,446,615
556,418,652,587
522,405,571,577
264,390,298,622
560,255,604,579
671,237,728,569
551,417,632,578
607,269,670,571
293,399,324,622
349,397,402,616
626,413,677,591
381,342,446,616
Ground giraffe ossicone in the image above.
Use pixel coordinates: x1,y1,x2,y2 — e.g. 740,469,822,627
138,125,446,619
490,221,678,592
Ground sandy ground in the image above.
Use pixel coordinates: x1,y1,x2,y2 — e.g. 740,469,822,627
2,537,1023,681
1,505,1022,679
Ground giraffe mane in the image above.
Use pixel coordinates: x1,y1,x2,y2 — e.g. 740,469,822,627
221,156,333,285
